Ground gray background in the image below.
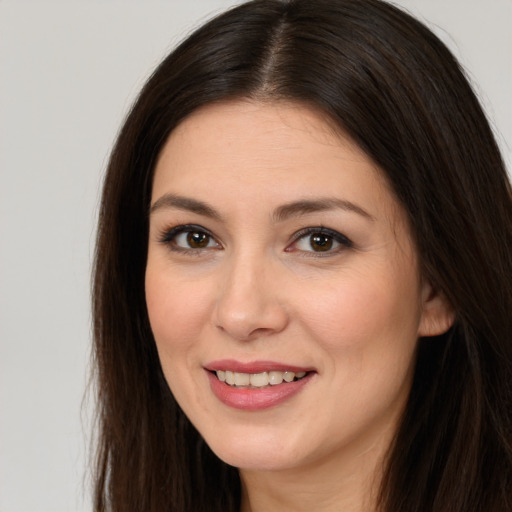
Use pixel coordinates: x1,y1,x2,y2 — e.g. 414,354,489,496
1,1,510,511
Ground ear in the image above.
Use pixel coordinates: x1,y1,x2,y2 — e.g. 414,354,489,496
417,281,455,337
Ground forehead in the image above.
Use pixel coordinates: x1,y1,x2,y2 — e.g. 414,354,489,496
152,100,398,221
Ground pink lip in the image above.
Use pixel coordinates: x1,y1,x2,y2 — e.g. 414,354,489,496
205,359,313,374
204,360,316,411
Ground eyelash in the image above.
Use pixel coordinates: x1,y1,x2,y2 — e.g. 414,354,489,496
288,227,353,256
158,224,353,256
158,224,220,255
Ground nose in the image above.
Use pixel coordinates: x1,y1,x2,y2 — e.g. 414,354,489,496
213,253,289,341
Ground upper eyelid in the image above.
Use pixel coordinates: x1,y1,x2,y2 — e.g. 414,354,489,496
159,224,218,244
291,226,352,245
157,224,352,250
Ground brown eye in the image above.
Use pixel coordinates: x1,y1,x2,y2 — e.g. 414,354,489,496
291,227,352,255
186,231,210,248
163,226,220,251
309,234,333,252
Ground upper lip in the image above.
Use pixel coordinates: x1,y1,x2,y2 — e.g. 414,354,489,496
204,359,315,374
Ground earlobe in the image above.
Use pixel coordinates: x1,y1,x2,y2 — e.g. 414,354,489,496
418,282,455,337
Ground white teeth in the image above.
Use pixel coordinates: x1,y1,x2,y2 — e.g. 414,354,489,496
268,371,284,385
215,369,307,387
234,372,250,386
250,372,269,387
283,371,295,382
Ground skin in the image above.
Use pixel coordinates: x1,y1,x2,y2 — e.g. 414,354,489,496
145,100,454,512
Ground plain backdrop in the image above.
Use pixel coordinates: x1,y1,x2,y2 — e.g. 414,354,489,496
0,1,510,511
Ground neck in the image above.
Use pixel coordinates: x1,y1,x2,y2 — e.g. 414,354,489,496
239,433,390,512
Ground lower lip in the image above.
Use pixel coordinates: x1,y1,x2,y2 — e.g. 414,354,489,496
206,371,314,411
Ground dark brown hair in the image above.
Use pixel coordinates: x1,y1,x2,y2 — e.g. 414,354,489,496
92,0,512,510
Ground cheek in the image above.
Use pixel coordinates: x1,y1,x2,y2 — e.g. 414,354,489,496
292,267,422,444
145,267,216,411
145,267,213,355
296,264,422,357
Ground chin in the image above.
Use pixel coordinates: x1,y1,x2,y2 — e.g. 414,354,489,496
204,427,306,471
215,448,298,472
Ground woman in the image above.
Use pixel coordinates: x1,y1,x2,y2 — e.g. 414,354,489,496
92,0,512,510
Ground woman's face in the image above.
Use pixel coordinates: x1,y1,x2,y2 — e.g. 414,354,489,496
146,100,451,473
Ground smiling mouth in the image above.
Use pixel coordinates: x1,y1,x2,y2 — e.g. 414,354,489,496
214,370,309,388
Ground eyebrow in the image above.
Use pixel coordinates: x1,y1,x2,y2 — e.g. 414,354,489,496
150,193,374,222
272,198,375,222
150,193,222,220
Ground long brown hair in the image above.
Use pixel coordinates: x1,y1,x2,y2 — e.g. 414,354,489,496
92,1,512,510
